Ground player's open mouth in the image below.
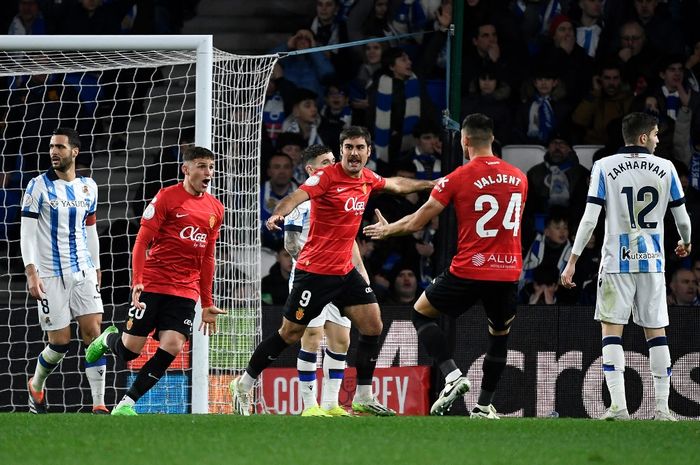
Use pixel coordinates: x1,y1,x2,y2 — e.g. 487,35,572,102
202,178,210,187
51,157,60,163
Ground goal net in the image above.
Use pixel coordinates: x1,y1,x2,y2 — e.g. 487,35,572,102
0,36,274,413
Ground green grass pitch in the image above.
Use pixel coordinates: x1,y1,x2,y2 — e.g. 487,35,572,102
1,414,699,465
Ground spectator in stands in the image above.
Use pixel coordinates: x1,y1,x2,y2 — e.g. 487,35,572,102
650,55,699,131
667,268,700,306
520,264,560,305
512,62,572,146
461,64,511,145
523,135,590,243
318,81,352,154
538,13,594,106
349,39,385,126
262,63,297,146
50,0,136,35
274,132,307,186
510,0,562,56
521,210,572,292
692,256,700,299
572,0,605,58
366,47,436,174
282,88,324,147
309,0,353,78
631,0,684,56
462,21,518,93
613,20,658,96
357,0,394,38
7,0,46,35
417,1,451,80
261,246,293,305
271,29,335,103
571,60,633,145
381,264,420,306
260,153,296,250
400,118,442,180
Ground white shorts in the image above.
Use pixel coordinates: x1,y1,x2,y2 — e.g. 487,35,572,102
36,269,104,331
306,302,351,329
595,272,668,328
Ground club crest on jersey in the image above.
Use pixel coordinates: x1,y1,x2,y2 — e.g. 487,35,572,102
362,183,367,194
295,307,304,320
344,197,365,215
126,318,133,330
209,215,216,228
83,185,90,194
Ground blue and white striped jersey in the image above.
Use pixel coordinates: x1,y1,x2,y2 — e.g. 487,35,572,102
587,146,685,274
283,199,311,268
21,170,99,278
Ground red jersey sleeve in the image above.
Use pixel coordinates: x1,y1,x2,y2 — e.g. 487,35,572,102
299,168,332,199
199,201,223,308
430,172,457,206
140,188,169,232
366,169,386,192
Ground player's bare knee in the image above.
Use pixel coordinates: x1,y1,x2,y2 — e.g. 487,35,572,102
301,327,323,352
279,324,305,345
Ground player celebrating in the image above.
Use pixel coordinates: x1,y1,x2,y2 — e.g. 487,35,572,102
283,145,369,417
561,112,691,421
364,113,528,418
86,146,226,415
230,126,434,416
21,127,108,414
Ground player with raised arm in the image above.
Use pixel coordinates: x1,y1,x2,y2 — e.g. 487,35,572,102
561,112,691,421
284,145,371,417
364,113,528,418
21,127,108,414
230,126,434,416
86,146,226,415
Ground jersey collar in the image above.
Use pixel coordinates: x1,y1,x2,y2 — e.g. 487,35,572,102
46,169,60,181
618,145,651,155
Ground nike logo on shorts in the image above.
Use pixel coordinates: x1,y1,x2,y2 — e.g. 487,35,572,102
176,213,189,218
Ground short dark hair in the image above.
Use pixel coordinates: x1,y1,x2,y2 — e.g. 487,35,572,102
52,127,81,149
621,112,658,144
381,47,405,70
183,146,215,162
339,126,372,147
461,113,493,145
301,144,334,165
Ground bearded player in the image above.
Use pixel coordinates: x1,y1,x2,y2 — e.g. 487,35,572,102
231,126,434,416
86,146,226,415
364,114,528,418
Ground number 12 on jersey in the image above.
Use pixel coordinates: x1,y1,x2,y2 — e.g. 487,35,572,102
475,193,522,238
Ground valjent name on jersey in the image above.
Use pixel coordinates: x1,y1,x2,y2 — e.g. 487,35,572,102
473,174,523,189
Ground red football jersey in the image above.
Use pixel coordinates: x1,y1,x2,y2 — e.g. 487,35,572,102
138,183,224,303
297,163,386,275
431,156,528,281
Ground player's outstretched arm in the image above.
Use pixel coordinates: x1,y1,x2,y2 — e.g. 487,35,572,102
267,189,310,231
364,197,445,239
382,176,435,194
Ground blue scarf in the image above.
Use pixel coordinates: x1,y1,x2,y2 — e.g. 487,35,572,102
374,74,420,163
537,95,555,143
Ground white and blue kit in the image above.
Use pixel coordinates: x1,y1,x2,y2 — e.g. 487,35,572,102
21,169,103,330
573,146,691,327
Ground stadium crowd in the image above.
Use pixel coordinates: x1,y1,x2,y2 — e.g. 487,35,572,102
1,0,700,308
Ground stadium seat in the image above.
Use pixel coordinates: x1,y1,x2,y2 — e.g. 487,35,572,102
573,145,603,169
501,145,546,173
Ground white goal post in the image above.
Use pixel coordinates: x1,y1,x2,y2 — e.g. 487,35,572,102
0,35,275,414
